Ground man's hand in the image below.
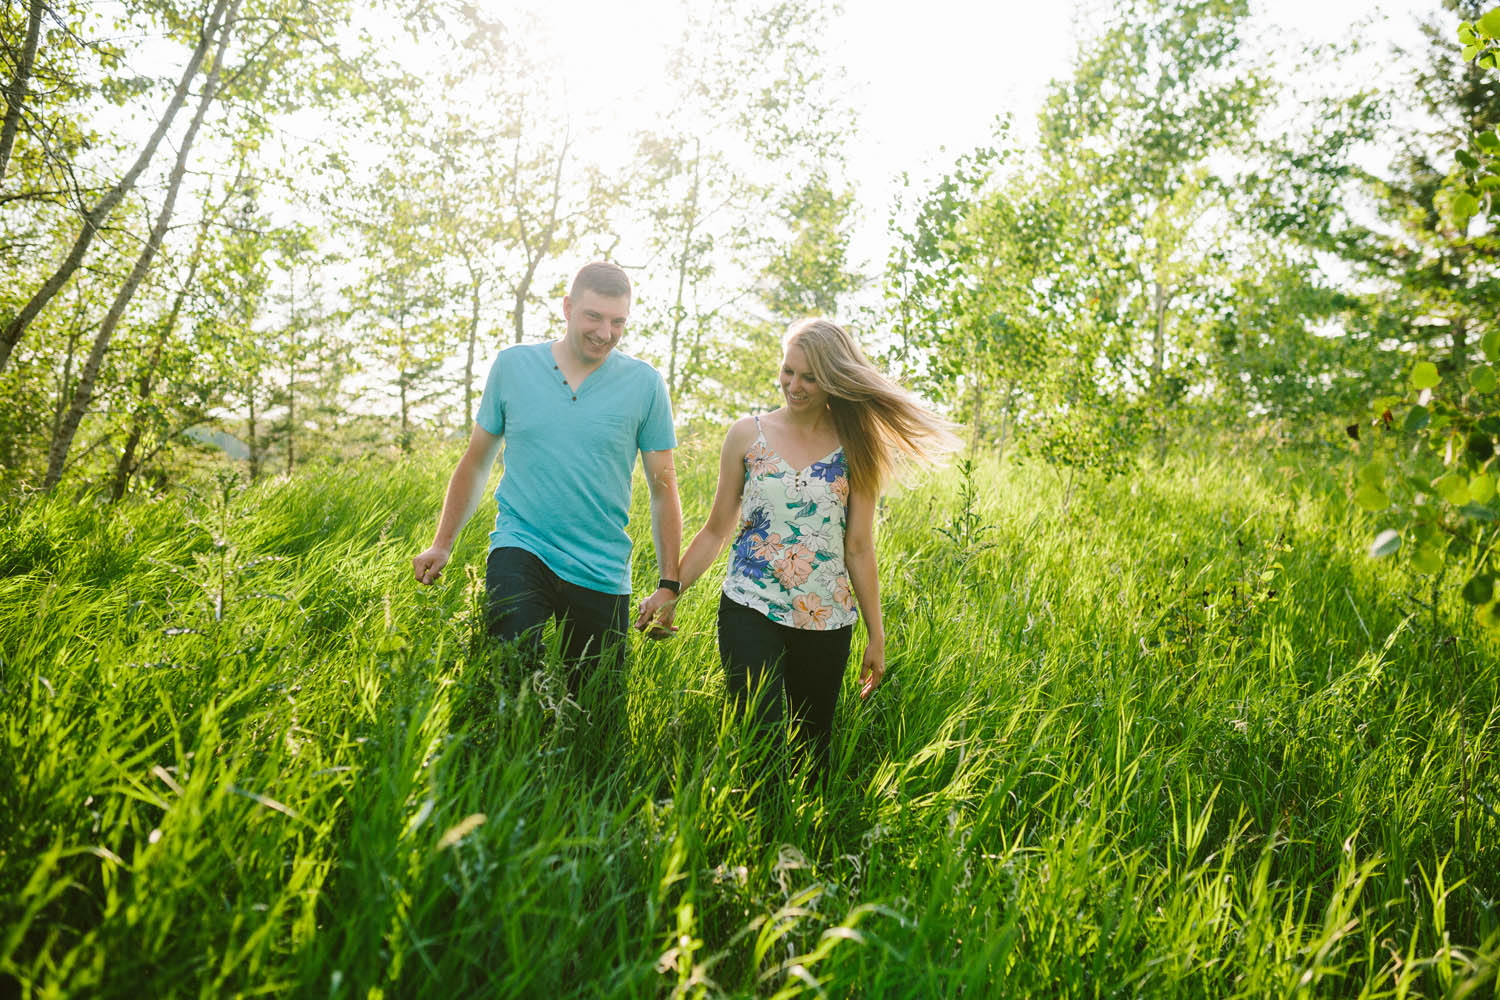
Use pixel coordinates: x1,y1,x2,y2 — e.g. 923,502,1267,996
413,545,451,585
635,587,678,639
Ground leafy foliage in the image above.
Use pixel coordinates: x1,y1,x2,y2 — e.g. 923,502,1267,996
1354,5,1500,634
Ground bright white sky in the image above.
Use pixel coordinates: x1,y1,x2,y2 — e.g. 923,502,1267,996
498,0,1440,276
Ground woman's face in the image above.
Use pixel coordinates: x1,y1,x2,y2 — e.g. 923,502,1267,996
779,341,830,413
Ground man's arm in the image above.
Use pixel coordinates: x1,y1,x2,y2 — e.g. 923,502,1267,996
413,425,503,585
635,447,682,630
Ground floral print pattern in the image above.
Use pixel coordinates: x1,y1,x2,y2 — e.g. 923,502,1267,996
722,419,857,630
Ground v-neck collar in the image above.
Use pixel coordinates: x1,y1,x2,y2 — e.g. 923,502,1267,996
755,416,841,475
549,342,616,399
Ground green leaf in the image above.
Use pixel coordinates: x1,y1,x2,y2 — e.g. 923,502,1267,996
1471,365,1498,393
1462,573,1495,605
1403,404,1430,433
1356,461,1385,488
1478,131,1500,152
1471,472,1496,503
1457,148,1481,169
1474,601,1500,630
1411,545,1444,574
1454,192,1481,218
1414,517,1444,546
1483,328,1500,362
1411,361,1441,390
1460,502,1498,521
1479,9,1500,36
1354,482,1390,511
1436,473,1472,506
1464,43,1483,62
1369,529,1402,558
1460,22,1477,43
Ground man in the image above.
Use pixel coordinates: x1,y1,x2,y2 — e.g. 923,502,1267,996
413,261,682,697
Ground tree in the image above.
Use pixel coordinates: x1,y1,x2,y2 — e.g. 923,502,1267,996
0,0,234,375
0,0,45,184
1356,4,1500,638
632,0,854,406
1039,0,1270,422
762,169,860,323
42,0,242,489
106,175,239,499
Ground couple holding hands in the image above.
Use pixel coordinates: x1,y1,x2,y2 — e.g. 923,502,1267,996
413,262,955,782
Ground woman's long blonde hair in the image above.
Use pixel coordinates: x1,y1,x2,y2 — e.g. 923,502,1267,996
786,318,960,497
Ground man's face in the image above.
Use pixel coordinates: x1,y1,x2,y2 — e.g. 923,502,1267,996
561,290,629,365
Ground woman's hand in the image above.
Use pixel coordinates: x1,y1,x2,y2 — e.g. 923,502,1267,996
858,643,886,700
635,587,679,639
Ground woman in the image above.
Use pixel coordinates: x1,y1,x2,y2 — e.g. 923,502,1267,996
636,317,958,780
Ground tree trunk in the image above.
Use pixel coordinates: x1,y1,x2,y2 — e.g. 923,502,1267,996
285,265,297,475
397,302,411,453
109,191,223,500
510,127,570,344
1451,317,1468,375
465,275,477,428
1151,276,1166,395
49,311,84,449
43,0,239,490
0,0,44,185
968,346,985,459
0,0,232,375
465,260,481,428
109,317,172,502
996,379,1016,463
247,386,260,481
667,139,702,396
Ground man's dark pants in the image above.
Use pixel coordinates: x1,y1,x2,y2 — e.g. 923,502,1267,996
485,546,629,700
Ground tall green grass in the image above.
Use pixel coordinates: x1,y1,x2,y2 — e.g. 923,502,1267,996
1,439,1496,998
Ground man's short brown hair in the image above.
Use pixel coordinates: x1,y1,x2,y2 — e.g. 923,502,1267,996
570,261,631,301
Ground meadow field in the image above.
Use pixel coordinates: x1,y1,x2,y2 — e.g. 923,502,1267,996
1,435,1496,998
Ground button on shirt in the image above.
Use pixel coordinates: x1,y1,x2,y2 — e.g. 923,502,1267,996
476,343,676,595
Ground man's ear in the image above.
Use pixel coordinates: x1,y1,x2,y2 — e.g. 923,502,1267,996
561,295,573,320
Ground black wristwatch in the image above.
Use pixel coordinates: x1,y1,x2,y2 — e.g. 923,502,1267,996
657,578,681,595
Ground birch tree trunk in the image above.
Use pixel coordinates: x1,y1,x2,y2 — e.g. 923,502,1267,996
0,0,232,375
0,0,44,185
43,0,240,490
667,139,702,396
510,127,569,344
109,186,226,500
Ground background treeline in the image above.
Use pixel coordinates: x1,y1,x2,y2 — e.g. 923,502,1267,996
0,0,1496,496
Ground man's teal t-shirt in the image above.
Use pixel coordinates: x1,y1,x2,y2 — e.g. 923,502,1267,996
475,342,676,595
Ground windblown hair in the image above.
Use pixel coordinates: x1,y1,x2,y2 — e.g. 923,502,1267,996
570,261,631,301
786,318,960,497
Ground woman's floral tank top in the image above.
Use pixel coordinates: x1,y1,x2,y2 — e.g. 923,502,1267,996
722,416,858,630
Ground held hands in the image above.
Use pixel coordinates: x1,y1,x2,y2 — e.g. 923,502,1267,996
858,642,886,700
412,546,451,586
634,587,679,639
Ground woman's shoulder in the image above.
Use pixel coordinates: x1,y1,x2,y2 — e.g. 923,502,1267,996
723,414,762,450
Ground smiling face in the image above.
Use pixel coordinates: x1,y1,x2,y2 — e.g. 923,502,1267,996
779,341,830,413
561,289,629,367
